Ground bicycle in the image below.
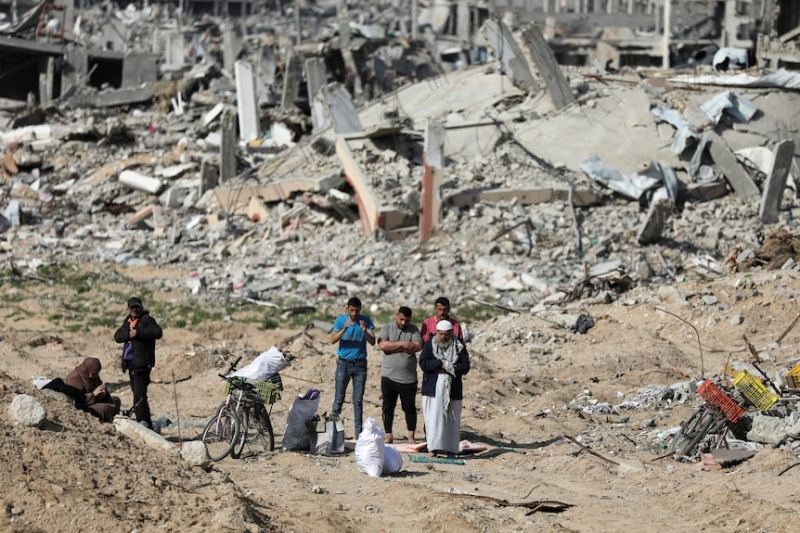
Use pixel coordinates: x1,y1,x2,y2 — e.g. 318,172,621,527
201,356,281,461
231,373,281,459
669,337,787,458
668,400,731,456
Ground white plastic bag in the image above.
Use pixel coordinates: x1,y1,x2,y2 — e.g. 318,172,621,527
382,446,403,475
230,346,289,381
355,417,385,477
282,390,321,451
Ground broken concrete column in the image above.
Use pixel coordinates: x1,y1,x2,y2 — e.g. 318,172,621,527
482,19,539,93
165,32,184,69
199,160,219,195
113,417,179,454
456,1,470,43
222,26,242,73
235,60,259,142
119,170,164,194
544,16,556,39
636,198,671,245
281,51,303,109
420,122,445,243
759,140,795,224
706,131,760,203
220,109,237,183
305,57,327,103
336,0,362,98
522,26,575,109
39,57,55,106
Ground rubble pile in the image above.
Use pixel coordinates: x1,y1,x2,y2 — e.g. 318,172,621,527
0,1,798,317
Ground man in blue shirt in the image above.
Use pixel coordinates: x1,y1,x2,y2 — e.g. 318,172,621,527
329,296,375,437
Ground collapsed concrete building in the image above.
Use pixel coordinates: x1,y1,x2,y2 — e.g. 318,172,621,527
0,0,799,311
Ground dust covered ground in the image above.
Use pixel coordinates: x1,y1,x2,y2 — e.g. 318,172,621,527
3,263,800,532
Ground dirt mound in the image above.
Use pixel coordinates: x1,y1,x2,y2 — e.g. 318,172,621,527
3,265,800,532
0,372,274,533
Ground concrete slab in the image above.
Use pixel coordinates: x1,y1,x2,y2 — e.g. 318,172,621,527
321,83,362,135
522,27,575,109
70,86,154,108
215,179,320,213
305,57,327,103
760,140,795,224
337,136,381,235
281,51,303,109
122,54,158,87
706,130,761,203
444,187,600,208
235,60,259,142
482,19,539,93
636,198,671,245
356,67,524,131
443,121,504,158
512,87,674,174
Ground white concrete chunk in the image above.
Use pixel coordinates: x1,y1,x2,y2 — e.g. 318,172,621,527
180,440,211,467
119,170,164,195
113,417,180,454
10,394,46,428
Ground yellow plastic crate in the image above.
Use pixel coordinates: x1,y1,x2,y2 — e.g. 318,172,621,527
733,370,778,411
786,365,800,389
225,377,281,404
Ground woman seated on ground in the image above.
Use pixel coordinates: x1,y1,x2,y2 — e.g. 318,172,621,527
64,357,121,423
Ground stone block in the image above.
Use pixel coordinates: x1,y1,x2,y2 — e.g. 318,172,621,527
180,440,210,467
10,394,46,427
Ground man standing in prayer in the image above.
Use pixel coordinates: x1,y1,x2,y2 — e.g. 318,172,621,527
420,296,464,343
329,296,375,437
378,306,423,444
419,319,470,456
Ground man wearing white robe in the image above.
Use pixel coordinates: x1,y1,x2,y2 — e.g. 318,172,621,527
419,320,470,456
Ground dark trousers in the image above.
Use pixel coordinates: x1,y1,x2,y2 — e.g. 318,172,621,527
381,377,417,435
129,369,152,428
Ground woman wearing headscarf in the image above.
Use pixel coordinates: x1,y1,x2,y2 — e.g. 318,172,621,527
64,357,121,423
419,320,470,456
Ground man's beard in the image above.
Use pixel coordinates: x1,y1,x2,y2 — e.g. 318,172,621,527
438,338,452,350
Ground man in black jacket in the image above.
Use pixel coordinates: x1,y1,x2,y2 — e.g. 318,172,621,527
115,297,162,430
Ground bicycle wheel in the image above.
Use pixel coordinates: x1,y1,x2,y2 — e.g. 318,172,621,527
231,404,249,459
668,407,704,454
201,407,240,461
671,408,726,457
233,404,275,456
250,404,275,453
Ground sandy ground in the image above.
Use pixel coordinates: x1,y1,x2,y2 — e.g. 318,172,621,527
3,264,800,532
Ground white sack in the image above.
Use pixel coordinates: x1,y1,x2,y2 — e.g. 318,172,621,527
355,417,385,477
382,446,403,474
230,346,289,381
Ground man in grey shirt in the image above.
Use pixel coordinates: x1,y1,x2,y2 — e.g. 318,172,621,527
378,306,423,444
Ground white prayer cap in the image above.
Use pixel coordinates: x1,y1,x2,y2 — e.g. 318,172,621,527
436,320,453,332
